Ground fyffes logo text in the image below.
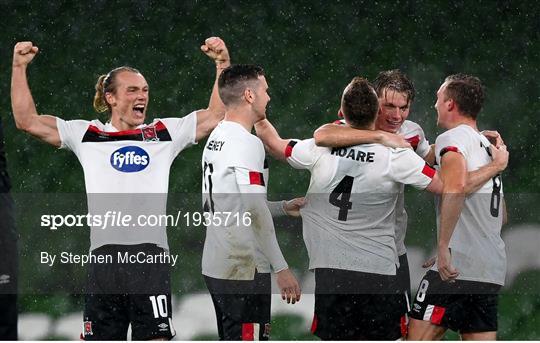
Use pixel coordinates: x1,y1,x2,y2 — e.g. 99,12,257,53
110,146,150,172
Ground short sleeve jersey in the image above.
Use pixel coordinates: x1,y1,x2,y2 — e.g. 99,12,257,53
56,112,197,251
432,124,506,285
286,138,435,275
334,119,431,256
201,121,277,280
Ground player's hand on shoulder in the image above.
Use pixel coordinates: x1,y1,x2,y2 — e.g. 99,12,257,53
283,197,306,217
13,41,39,67
437,246,459,282
482,130,504,148
276,269,301,304
379,130,411,149
490,144,509,172
201,36,230,68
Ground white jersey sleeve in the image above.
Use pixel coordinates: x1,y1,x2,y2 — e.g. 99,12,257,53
390,148,435,190
235,167,266,192
285,138,319,170
434,128,468,164
158,111,197,156
231,139,267,188
56,118,93,156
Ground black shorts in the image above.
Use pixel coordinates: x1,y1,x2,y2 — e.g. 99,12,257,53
205,272,271,341
410,270,501,334
0,294,17,340
311,268,402,340
396,254,411,335
397,253,411,298
83,244,174,340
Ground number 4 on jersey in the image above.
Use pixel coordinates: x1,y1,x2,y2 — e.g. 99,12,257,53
329,175,354,221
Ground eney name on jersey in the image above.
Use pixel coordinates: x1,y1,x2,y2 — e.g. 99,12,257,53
110,146,150,172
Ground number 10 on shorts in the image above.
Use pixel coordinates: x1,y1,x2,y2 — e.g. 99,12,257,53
149,295,168,318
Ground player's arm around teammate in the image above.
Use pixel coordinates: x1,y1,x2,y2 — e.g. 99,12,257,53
314,122,411,149
312,113,509,195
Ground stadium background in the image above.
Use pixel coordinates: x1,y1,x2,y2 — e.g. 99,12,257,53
1,0,539,340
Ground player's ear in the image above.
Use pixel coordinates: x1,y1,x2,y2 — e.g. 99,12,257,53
447,98,455,111
105,92,116,107
244,88,254,104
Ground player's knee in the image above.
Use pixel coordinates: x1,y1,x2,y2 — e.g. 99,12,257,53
407,318,446,340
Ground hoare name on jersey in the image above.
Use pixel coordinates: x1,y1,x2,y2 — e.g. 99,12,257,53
110,146,150,172
206,140,225,151
330,147,375,162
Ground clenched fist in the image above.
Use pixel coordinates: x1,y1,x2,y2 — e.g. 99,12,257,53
201,36,230,68
13,41,39,68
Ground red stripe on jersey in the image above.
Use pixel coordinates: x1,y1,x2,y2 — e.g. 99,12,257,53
422,163,436,179
242,323,255,341
440,146,459,157
87,121,167,137
310,313,318,334
284,140,298,158
400,315,408,337
249,172,265,186
430,306,446,325
406,134,420,150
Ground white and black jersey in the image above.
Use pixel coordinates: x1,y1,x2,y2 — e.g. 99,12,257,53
432,124,506,285
201,121,287,280
334,119,430,256
56,112,197,251
285,138,435,275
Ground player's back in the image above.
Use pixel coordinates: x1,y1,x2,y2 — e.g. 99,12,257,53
434,124,506,285
201,120,265,280
288,139,433,276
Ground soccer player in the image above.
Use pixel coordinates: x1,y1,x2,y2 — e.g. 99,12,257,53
255,77,443,340
407,74,508,340
11,37,230,340
201,64,301,341
310,69,508,336
0,117,17,340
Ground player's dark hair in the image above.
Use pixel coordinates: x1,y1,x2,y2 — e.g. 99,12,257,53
372,69,415,104
342,77,379,129
443,74,485,119
218,64,265,106
93,66,141,114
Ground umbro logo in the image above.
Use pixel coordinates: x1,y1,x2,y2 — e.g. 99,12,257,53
0,274,10,284
158,323,169,331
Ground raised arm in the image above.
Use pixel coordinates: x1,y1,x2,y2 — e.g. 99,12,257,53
313,123,411,148
11,42,61,147
195,37,231,141
254,119,291,160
